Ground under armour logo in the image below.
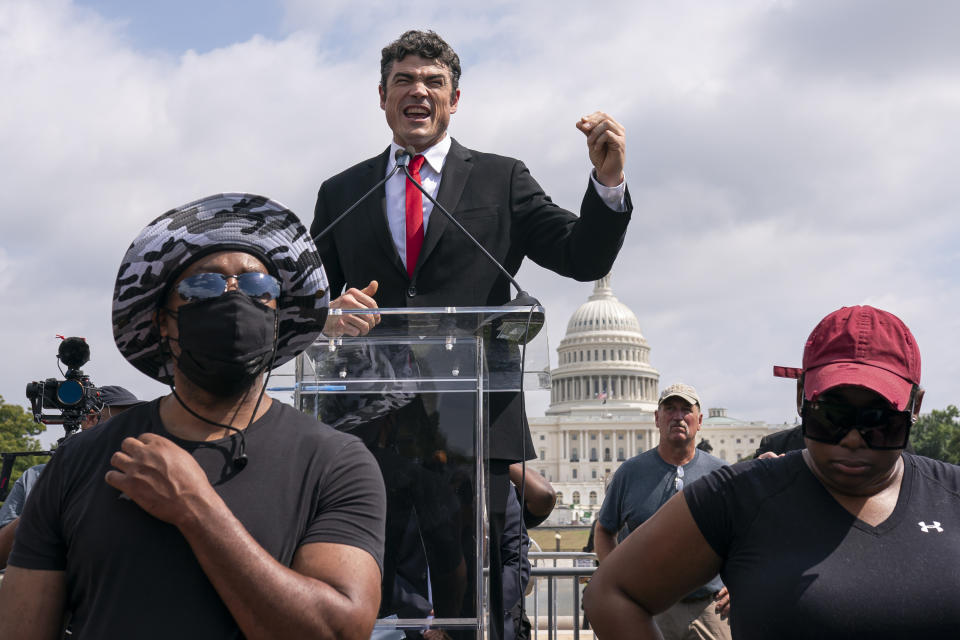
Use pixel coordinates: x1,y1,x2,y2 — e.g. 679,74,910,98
918,521,943,533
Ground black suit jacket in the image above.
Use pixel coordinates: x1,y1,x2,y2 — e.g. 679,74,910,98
754,426,806,458
754,424,916,458
311,138,632,460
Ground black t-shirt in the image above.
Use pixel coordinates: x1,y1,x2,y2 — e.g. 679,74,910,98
10,398,386,638
685,451,960,639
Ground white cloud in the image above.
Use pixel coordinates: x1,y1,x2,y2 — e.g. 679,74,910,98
751,0,960,81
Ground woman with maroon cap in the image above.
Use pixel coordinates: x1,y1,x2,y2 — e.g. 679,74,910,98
585,305,960,639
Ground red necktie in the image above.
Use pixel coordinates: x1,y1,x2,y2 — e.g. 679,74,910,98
405,154,426,278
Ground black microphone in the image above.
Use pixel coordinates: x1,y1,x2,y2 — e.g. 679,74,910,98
398,146,544,342
311,148,409,243
220,424,248,470
170,389,249,470
395,146,413,168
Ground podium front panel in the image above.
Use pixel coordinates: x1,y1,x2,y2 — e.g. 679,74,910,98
293,307,547,637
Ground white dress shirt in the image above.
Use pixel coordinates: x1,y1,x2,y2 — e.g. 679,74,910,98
384,135,628,266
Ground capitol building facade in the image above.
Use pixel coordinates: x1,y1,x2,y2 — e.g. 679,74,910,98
528,274,777,522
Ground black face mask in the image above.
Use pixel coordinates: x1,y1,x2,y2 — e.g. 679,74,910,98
170,292,278,397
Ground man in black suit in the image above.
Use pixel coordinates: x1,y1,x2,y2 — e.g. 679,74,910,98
311,29,631,638
755,424,914,460
754,425,806,458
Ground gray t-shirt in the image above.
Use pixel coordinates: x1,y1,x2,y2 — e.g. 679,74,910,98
0,464,46,528
598,448,726,597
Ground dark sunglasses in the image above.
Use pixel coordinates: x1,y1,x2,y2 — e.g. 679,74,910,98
176,272,281,303
801,399,914,450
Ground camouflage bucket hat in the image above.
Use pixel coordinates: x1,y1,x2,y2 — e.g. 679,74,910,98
112,193,329,384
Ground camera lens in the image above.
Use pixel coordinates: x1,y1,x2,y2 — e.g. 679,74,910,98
56,380,84,406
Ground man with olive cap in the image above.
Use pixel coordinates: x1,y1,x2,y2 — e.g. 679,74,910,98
0,194,386,640
595,383,731,640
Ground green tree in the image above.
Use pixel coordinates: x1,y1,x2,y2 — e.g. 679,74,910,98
0,395,48,504
911,405,960,464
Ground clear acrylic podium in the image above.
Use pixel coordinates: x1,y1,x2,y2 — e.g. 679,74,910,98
294,306,548,638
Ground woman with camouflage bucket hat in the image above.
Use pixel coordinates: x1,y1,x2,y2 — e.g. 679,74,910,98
0,194,386,640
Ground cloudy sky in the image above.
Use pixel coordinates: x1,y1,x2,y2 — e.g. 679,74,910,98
2,0,958,448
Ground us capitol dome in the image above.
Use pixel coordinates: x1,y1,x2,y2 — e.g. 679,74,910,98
546,273,660,414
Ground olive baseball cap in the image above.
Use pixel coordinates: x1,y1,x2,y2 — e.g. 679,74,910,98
658,383,701,407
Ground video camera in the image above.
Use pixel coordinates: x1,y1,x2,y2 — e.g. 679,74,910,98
25,336,102,441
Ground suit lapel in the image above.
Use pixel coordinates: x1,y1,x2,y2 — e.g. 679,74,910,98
361,148,407,278
417,138,472,274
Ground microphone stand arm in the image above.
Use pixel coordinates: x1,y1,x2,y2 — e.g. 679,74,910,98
312,163,404,243
400,164,540,307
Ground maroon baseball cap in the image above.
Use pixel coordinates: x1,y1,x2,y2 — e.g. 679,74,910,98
773,305,921,411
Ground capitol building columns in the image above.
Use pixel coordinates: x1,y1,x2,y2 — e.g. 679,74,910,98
551,365,662,405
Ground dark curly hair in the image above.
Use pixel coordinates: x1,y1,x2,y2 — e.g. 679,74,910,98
380,30,461,97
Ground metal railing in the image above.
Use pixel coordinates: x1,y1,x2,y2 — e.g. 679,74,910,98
526,551,597,640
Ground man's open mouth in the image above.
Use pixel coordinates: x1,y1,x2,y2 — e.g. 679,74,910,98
403,105,431,119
